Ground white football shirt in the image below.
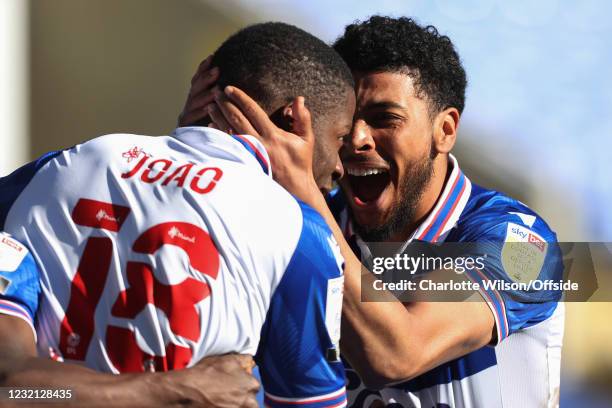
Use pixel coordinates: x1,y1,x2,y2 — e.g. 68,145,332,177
0,127,347,407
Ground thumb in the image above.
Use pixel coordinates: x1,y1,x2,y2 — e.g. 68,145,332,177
292,97,314,144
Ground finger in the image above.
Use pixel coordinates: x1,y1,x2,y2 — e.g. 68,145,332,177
214,91,259,136
190,66,220,97
187,85,220,113
179,81,219,126
179,104,211,127
190,55,213,85
224,86,276,137
247,376,260,393
208,104,233,134
243,399,259,408
292,96,314,144
242,377,261,407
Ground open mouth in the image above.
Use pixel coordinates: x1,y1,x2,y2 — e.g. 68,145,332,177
345,167,391,206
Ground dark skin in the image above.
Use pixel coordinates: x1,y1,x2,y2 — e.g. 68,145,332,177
179,65,495,390
340,71,447,236
179,56,355,196
0,315,259,407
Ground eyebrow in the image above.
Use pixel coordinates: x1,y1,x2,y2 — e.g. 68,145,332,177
362,101,406,111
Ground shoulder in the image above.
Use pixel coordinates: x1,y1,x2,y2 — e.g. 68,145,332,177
452,184,564,291
282,200,344,281
80,133,154,147
453,183,557,243
70,133,160,161
299,200,335,235
17,134,158,178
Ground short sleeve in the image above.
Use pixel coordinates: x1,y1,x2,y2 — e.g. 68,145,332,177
256,201,347,408
461,214,563,345
0,232,41,339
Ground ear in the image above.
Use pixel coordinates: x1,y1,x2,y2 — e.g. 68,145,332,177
432,107,460,154
269,102,295,132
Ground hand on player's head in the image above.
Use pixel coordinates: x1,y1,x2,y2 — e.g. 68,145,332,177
178,55,221,127
179,60,321,201
219,86,319,200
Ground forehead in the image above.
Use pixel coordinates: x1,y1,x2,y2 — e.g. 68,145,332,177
319,88,355,131
353,71,419,109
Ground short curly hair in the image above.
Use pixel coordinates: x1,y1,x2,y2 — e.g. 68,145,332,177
333,16,467,115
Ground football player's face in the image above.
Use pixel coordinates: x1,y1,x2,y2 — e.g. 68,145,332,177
340,71,435,239
312,88,355,195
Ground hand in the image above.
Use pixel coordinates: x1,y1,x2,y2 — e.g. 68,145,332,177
177,55,221,127
213,85,320,204
164,354,260,408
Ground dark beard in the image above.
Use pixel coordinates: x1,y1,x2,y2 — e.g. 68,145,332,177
353,152,434,242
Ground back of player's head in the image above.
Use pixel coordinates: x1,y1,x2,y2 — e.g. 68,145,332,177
211,22,354,126
333,15,467,115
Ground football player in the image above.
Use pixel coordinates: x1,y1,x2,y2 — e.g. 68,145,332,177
0,22,354,408
182,16,565,408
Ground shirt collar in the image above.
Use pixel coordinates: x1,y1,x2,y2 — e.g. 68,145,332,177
409,153,472,243
172,127,271,176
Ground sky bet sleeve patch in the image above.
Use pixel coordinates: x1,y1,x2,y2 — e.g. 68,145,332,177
501,222,547,283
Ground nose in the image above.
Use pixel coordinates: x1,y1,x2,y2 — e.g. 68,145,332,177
332,156,344,181
347,119,375,154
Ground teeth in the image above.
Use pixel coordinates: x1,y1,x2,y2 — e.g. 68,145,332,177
347,168,388,177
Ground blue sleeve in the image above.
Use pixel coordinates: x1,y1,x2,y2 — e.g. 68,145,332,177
256,201,346,408
0,151,62,229
462,213,563,344
0,232,41,333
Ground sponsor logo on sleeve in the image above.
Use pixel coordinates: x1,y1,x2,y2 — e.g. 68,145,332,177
501,222,547,283
327,235,344,274
0,235,28,272
528,233,545,252
325,276,344,360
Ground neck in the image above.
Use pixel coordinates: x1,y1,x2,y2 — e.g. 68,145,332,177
388,154,450,242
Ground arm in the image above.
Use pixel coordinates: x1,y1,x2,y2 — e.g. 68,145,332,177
0,314,157,407
256,202,346,407
0,233,259,408
303,192,494,389
190,83,495,389
0,315,260,408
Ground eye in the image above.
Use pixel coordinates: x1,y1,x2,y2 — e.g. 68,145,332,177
367,112,403,128
336,134,348,145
